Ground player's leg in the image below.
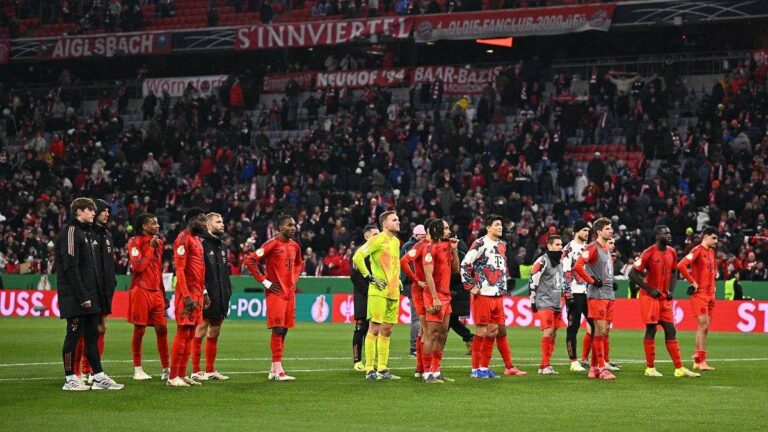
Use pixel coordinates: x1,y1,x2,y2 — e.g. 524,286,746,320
604,325,620,371
365,296,385,377
191,319,210,380
430,311,451,381
581,318,593,364
537,309,557,375
352,318,367,369
643,324,661,376
132,324,150,379
62,316,90,390
494,297,523,375
566,293,585,371
662,321,699,377
74,335,84,378
472,323,487,375
415,314,425,376
205,318,228,379
694,314,714,370
375,298,400,380
155,324,170,380
84,313,124,390
169,324,190,383
447,313,473,354
81,314,106,379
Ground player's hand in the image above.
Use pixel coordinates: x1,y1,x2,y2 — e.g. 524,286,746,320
149,235,160,248
267,282,282,294
591,277,603,288
612,283,618,292
374,277,388,290
470,287,480,295
449,238,459,249
686,284,696,295
81,300,92,309
183,296,197,314
418,281,427,288
431,298,442,314
204,294,211,309
648,288,662,298
665,290,674,300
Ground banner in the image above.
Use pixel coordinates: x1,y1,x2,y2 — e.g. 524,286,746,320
0,290,129,318
330,294,768,333
142,75,228,97
263,71,316,93
236,16,411,50
613,0,768,27
37,32,172,60
411,65,504,95
413,4,614,43
316,68,409,89
0,39,9,65
753,49,768,67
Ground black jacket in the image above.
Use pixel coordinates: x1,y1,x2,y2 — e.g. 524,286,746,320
54,220,101,319
93,223,117,314
450,241,470,317
201,232,233,319
350,247,371,296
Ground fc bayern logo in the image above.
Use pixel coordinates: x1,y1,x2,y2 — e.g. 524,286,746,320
416,21,433,41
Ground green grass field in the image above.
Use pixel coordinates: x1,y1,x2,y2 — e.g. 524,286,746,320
1,319,766,431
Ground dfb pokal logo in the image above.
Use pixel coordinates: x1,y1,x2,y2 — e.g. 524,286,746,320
339,295,355,323
672,300,684,325
312,295,329,323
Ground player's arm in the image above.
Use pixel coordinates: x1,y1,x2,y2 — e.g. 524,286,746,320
173,237,195,312
128,238,156,273
400,248,419,284
61,227,91,307
352,235,385,286
293,244,304,285
528,258,544,312
245,241,280,293
423,254,441,313
449,239,460,274
460,241,482,293
629,250,661,297
676,249,698,289
573,245,601,286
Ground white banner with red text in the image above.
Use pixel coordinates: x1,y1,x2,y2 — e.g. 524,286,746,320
411,65,503,95
142,75,228,97
236,16,411,50
37,32,172,60
413,4,615,43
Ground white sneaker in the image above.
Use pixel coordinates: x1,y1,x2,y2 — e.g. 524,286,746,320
190,371,208,382
605,362,621,372
63,379,91,391
537,366,558,375
166,377,190,387
133,370,152,381
570,361,587,372
644,367,664,377
206,371,229,380
183,376,202,386
268,371,296,381
91,374,125,390
161,368,170,381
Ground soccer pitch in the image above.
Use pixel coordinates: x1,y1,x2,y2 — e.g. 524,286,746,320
1,319,766,431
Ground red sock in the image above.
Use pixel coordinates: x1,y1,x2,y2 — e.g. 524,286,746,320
481,335,495,368
665,340,683,368
496,335,513,369
74,337,84,376
594,335,606,368
170,326,192,379
416,335,423,372
192,337,204,373
582,332,592,362
431,350,443,373
471,337,482,369
604,335,611,362
205,337,218,373
644,338,656,368
270,333,284,362
181,329,194,377
132,327,146,367
423,352,433,374
701,350,707,363
540,336,551,368
156,325,169,369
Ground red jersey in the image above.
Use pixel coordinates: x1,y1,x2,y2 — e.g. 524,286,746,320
127,235,164,291
401,239,429,284
422,241,453,298
245,237,303,298
633,245,677,300
677,245,716,298
173,230,206,298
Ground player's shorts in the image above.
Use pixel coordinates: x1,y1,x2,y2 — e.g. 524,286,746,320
639,295,674,324
473,295,505,325
367,295,399,324
353,290,368,321
411,285,426,316
691,295,715,318
536,308,565,329
174,293,203,326
267,294,296,329
129,288,167,326
587,299,614,322
423,292,452,323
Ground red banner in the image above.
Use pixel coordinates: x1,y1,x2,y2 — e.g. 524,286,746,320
236,16,412,50
37,32,172,60
0,290,129,318
263,71,316,93
413,4,614,43
316,68,409,89
411,65,503,95
753,49,768,66
0,39,9,65
331,294,768,333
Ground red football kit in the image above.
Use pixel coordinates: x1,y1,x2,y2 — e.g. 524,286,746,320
633,245,677,324
677,245,716,318
422,241,453,323
128,235,167,326
245,237,303,329
401,239,429,316
173,230,206,326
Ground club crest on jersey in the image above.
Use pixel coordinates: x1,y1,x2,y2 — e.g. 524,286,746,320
177,245,185,255
408,249,417,257
131,247,140,257
686,253,694,260
256,248,265,257
581,250,590,259
425,253,433,263
634,257,642,267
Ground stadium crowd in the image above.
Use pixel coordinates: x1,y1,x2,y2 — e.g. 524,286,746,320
1,55,768,284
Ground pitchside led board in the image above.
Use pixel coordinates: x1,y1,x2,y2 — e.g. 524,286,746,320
3,289,768,334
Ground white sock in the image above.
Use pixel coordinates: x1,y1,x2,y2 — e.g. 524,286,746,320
479,367,488,371
94,372,106,380
135,366,143,373
66,374,77,382
163,367,170,373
